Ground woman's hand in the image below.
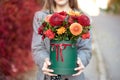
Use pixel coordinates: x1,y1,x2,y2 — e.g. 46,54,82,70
72,58,85,76
42,58,57,76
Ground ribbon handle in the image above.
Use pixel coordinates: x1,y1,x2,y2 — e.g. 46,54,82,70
51,43,72,62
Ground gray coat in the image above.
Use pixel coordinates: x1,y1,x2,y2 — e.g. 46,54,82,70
31,10,92,80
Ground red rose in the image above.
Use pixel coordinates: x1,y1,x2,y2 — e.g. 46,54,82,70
68,16,78,24
71,16,78,20
42,35,45,40
78,14,90,26
38,22,47,35
58,11,67,17
38,25,44,35
68,16,74,24
44,29,55,39
49,13,65,26
82,32,90,39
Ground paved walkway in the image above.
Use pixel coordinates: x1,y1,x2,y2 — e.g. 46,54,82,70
84,50,99,80
92,12,120,80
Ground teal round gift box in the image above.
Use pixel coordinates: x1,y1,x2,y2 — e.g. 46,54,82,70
50,40,77,75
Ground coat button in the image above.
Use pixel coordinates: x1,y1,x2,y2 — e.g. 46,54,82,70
65,78,68,80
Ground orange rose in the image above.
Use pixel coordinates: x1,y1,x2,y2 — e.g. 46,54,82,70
70,23,83,36
45,14,52,22
68,10,80,16
57,27,66,35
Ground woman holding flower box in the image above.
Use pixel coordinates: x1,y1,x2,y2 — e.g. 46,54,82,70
31,0,92,80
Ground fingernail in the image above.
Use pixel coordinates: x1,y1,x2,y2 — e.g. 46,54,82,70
51,70,54,72
48,63,51,65
53,75,57,76
74,68,77,70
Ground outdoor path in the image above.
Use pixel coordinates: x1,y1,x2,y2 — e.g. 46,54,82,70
91,12,120,80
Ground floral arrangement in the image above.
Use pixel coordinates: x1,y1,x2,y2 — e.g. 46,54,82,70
38,10,91,41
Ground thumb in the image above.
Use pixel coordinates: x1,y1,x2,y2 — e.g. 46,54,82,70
45,58,51,65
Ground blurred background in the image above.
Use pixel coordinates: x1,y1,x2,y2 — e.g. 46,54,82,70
0,0,120,80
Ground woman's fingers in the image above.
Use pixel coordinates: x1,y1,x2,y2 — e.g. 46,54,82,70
42,59,52,72
42,58,57,76
74,65,84,71
42,67,54,72
45,58,51,65
43,72,57,76
43,58,51,69
72,66,84,76
72,58,85,76
72,70,84,76
76,58,84,69
77,57,82,65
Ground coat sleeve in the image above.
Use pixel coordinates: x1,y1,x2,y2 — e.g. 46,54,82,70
77,31,92,67
31,11,49,69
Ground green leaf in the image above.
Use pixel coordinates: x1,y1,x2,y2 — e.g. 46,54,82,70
89,26,92,29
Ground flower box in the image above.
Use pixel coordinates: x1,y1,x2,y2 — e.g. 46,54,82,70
50,40,77,75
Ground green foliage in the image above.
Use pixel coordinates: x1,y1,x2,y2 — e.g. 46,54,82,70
106,0,120,14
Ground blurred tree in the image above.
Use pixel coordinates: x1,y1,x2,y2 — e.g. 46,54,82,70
0,0,42,79
0,71,6,80
107,0,120,14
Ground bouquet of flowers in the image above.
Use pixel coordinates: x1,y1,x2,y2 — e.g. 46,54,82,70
38,10,91,41
38,10,91,75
